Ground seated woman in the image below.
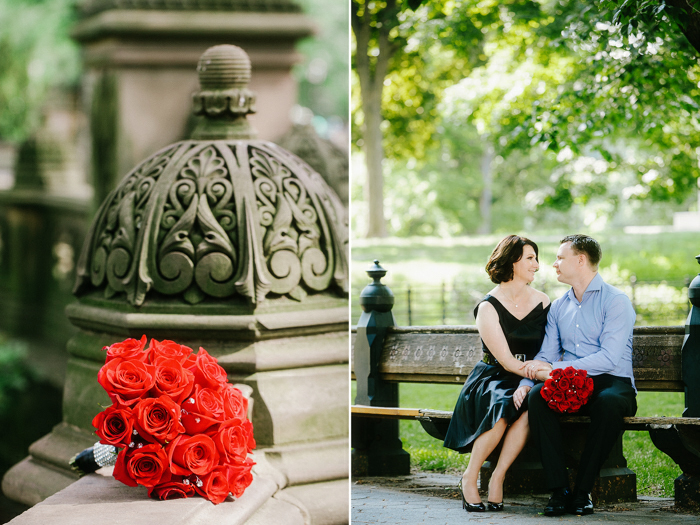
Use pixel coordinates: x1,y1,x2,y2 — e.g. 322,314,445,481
443,235,550,512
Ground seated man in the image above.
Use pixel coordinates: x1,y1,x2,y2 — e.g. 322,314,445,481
522,234,637,516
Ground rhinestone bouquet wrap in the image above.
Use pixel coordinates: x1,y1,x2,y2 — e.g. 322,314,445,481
540,366,594,414
91,336,255,504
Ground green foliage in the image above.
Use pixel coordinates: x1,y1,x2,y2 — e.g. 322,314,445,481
0,336,62,472
294,0,349,120
379,2,485,161
0,0,80,142
0,341,30,417
511,0,700,206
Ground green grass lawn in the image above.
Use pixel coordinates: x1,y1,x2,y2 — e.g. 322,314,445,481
391,383,683,497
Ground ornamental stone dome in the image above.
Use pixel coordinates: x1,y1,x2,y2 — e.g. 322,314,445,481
73,44,348,308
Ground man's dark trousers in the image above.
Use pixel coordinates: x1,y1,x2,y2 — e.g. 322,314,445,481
528,374,637,492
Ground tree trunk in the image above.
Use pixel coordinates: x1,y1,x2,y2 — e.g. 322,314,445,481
477,144,494,235
352,0,396,238
363,87,387,237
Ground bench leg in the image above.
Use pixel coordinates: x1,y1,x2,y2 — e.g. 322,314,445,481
649,425,700,511
351,416,410,476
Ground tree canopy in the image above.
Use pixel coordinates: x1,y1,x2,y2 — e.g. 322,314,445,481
352,0,700,237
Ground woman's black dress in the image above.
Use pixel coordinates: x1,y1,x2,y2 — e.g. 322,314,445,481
443,295,550,453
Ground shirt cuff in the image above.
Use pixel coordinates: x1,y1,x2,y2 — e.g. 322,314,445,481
519,378,534,389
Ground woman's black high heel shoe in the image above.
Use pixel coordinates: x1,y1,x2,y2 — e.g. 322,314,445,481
458,479,485,512
487,478,504,511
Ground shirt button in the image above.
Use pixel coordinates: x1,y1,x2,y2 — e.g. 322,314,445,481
576,324,579,328
576,344,579,347
578,305,581,309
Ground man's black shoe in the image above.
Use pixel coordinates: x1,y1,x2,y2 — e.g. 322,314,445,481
543,488,570,517
568,492,594,515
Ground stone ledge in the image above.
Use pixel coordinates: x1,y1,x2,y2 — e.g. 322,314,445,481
6,468,282,525
2,457,79,508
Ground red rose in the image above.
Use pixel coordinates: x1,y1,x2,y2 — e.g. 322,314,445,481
227,458,254,498
133,396,185,444
214,419,255,464
148,479,196,500
98,358,156,407
148,339,193,364
581,385,594,400
563,366,576,378
557,401,571,412
192,348,228,390
579,369,588,378
152,358,195,404
181,385,225,435
221,384,248,421
569,399,583,411
114,444,172,488
103,335,148,363
571,376,585,389
558,377,571,391
92,405,133,447
586,377,594,391
195,466,231,504
541,385,553,401
551,368,564,380
551,390,565,403
168,434,220,477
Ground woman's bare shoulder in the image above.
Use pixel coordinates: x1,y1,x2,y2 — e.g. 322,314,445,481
475,298,497,319
532,288,550,307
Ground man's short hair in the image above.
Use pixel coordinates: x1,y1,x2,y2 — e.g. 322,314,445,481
561,234,602,268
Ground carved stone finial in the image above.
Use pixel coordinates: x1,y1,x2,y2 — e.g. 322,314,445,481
191,45,256,140
72,44,348,308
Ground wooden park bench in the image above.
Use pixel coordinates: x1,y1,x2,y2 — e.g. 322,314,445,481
351,260,700,510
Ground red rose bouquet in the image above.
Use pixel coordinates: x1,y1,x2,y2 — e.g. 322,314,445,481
90,336,255,504
540,366,594,414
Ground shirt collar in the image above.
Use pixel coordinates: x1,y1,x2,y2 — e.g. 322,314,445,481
566,272,603,303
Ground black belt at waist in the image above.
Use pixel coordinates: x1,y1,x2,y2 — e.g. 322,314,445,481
482,353,527,366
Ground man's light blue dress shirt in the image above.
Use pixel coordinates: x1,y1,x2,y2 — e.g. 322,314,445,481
521,273,636,390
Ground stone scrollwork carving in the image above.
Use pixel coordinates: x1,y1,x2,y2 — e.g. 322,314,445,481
74,141,347,306
80,144,177,304
74,44,348,306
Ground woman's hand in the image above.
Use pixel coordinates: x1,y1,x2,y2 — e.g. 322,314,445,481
513,385,531,409
520,360,552,380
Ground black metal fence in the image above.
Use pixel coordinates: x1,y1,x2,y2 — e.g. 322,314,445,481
351,275,693,327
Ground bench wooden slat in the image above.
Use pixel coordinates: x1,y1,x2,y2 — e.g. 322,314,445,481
351,405,423,419
351,326,686,391
352,405,700,430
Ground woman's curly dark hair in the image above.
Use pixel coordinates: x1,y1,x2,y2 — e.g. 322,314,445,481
485,235,539,284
